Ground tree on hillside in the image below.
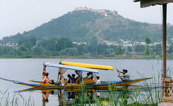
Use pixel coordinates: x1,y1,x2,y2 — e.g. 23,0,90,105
115,46,124,55
127,46,132,52
144,37,151,55
145,37,151,45
88,36,98,55
135,45,145,52
56,37,73,51
151,44,162,55
29,37,36,46
168,43,173,54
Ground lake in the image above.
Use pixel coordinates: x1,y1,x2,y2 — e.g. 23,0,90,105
0,59,172,105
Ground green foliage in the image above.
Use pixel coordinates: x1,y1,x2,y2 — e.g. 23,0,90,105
151,44,162,55
115,46,124,55
127,46,132,52
88,36,98,55
32,46,45,55
167,43,173,54
144,47,150,55
59,47,78,56
135,45,145,52
145,38,151,45
75,44,88,55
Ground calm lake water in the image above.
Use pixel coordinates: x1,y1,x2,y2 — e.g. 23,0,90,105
0,59,173,105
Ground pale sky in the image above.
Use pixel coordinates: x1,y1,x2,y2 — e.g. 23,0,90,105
0,0,173,40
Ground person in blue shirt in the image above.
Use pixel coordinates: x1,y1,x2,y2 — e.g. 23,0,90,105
67,74,72,83
71,74,76,83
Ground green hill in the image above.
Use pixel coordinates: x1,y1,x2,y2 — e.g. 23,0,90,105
1,9,173,44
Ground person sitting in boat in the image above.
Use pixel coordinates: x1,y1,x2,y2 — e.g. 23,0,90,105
87,72,93,78
89,76,93,81
67,74,72,83
75,75,80,84
71,74,76,83
117,69,130,81
42,72,52,83
95,76,101,85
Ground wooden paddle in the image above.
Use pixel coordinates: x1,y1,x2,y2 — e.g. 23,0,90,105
116,69,123,80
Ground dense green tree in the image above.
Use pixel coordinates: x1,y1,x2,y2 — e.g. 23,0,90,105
144,37,151,55
168,43,173,54
89,36,97,46
56,37,73,51
127,46,132,52
46,38,57,51
37,38,48,48
144,47,150,55
97,43,108,55
151,44,162,55
135,45,145,52
18,37,28,45
115,46,124,55
32,46,45,55
88,36,98,55
29,37,36,46
0,46,13,56
145,38,151,45
75,44,87,55
59,48,78,56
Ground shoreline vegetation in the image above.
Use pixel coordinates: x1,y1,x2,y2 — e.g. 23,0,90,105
0,54,173,59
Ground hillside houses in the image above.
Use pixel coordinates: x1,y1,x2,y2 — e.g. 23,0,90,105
1,38,169,49
72,38,166,48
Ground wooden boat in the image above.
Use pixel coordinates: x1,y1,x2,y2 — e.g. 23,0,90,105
0,62,152,90
59,61,114,70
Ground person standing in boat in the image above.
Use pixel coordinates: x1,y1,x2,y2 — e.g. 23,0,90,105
117,69,130,81
42,72,52,83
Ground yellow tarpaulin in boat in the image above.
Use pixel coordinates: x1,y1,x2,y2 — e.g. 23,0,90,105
59,61,113,70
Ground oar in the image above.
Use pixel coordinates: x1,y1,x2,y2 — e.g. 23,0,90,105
116,69,123,80
29,79,42,83
0,77,22,83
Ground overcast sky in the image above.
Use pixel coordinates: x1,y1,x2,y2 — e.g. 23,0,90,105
0,0,173,40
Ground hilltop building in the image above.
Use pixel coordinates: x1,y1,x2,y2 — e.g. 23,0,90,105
75,7,118,16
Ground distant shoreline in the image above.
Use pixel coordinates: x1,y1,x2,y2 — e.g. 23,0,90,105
0,55,173,59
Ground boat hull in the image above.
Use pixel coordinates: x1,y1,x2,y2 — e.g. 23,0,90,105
16,77,152,90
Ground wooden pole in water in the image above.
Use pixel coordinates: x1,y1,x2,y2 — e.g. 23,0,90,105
162,4,167,78
43,63,46,79
161,4,167,102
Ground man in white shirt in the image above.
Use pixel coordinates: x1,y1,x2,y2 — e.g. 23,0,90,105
95,76,101,85
117,69,130,81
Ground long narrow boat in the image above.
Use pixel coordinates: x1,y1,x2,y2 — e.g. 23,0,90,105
59,61,114,70
0,76,152,90
0,62,152,90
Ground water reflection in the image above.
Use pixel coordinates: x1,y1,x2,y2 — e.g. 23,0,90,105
14,83,160,106
16,87,133,106
42,91,53,105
